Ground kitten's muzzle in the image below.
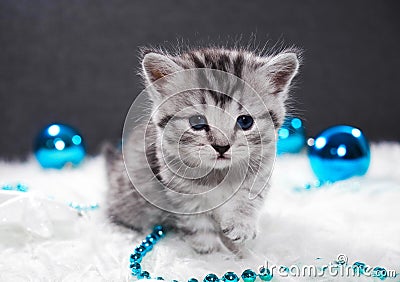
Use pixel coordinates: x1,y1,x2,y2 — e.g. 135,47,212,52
211,144,230,156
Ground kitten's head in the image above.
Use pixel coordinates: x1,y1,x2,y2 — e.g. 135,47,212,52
141,48,299,173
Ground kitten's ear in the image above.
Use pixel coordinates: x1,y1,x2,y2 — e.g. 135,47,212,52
260,52,299,95
142,52,183,84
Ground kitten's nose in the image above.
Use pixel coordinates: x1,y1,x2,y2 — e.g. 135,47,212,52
211,144,230,155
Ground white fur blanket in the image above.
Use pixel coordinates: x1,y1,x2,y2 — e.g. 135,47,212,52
0,143,399,281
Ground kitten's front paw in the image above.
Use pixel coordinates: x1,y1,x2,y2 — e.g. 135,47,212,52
185,233,222,254
220,216,257,244
191,240,221,254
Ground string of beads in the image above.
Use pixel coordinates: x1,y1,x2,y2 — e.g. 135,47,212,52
130,226,390,281
129,226,273,281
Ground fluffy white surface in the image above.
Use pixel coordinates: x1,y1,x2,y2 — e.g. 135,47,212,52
0,143,399,281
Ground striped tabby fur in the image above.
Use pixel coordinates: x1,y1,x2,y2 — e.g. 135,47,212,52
106,46,300,254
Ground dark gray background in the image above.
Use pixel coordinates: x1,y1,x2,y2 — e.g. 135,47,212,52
1,0,399,159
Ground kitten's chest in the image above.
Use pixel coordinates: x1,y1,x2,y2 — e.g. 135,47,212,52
164,175,254,213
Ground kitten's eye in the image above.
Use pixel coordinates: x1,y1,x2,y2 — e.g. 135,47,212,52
189,115,208,131
237,115,254,130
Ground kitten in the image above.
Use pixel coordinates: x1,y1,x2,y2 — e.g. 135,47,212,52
105,46,299,254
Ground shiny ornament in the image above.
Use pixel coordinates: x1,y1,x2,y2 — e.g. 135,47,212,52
308,125,370,182
34,123,85,169
277,116,306,155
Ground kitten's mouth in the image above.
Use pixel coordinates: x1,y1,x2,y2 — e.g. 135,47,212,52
217,155,230,160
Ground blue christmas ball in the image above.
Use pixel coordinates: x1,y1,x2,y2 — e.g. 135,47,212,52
34,123,86,169
277,116,306,155
308,125,370,182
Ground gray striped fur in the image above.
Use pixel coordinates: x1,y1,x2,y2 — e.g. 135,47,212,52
106,46,300,254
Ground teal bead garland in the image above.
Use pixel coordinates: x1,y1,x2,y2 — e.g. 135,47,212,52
1,183,100,214
372,267,387,280
204,274,220,282
352,262,366,275
258,267,273,281
241,269,257,282
1,183,28,192
68,202,99,212
130,253,142,264
129,225,277,281
127,225,391,281
141,238,153,251
146,234,158,244
128,227,392,281
135,245,147,255
153,225,166,239
130,262,142,276
0,182,389,282
138,271,151,279
222,272,239,282
130,225,166,279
